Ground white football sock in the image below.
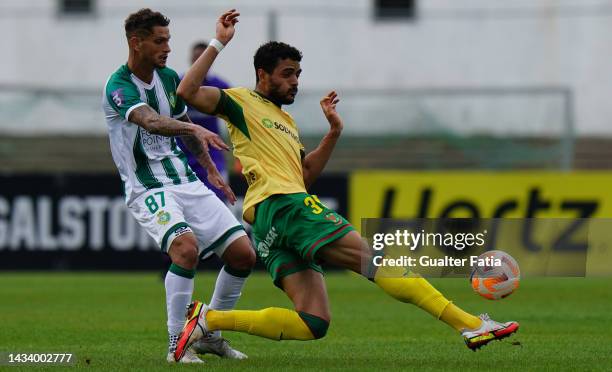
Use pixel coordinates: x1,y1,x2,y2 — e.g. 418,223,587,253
165,271,194,337
208,266,249,338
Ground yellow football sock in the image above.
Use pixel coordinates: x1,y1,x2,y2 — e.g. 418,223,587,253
373,264,481,331
206,308,315,340
374,272,450,318
439,303,482,331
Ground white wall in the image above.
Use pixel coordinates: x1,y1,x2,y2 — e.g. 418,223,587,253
1,0,611,135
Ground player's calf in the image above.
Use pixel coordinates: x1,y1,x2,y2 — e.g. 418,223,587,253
175,301,330,360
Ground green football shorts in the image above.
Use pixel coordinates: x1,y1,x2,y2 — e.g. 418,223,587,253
252,192,355,288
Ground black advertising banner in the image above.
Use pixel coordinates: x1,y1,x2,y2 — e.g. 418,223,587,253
0,174,348,270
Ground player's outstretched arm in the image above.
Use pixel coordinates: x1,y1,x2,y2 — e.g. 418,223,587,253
177,9,239,114
302,91,344,188
128,105,229,153
177,115,237,204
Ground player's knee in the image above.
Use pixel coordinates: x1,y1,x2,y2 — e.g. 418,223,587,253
223,238,256,271
169,235,198,269
298,311,330,339
238,247,257,270
230,248,256,271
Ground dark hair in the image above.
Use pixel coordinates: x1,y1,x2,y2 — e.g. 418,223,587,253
254,41,302,82
125,8,170,39
192,41,209,51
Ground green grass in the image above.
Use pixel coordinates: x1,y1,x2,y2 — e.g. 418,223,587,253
1,272,611,371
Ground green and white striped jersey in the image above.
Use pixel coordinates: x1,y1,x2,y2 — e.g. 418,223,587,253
102,64,197,204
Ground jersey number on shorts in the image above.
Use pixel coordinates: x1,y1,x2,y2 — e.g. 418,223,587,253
304,195,324,215
145,191,166,214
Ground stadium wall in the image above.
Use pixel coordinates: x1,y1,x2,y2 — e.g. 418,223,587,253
0,0,612,135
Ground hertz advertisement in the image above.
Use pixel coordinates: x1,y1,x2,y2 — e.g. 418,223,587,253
349,171,612,220
350,171,612,276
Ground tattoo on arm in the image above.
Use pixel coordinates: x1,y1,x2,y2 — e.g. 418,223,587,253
177,114,216,169
128,105,195,136
180,134,205,157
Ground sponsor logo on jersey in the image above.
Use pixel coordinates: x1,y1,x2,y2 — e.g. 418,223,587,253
169,93,177,109
325,212,343,226
246,170,257,186
261,119,300,144
256,226,278,258
141,129,171,154
174,226,190,237
157,210,171,225
111,88,124,107
262,118,274,128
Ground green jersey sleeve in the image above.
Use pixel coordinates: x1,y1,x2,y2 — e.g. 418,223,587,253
106,76,146,120
214,88,251,140
105,70,145,120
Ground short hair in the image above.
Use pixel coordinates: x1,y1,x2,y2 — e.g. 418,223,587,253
254,41,302,82
124,8,170,39
192,41,209,51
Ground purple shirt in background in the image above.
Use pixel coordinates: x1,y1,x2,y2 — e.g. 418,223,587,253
177,74,230,201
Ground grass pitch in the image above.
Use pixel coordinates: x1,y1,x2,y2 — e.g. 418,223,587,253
1,272,610,371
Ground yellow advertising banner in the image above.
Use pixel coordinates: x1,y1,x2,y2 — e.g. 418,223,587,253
349,171,612,276
349,171,612,222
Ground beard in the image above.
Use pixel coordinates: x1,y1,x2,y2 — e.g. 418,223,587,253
269,82,297,105
151,54,168,69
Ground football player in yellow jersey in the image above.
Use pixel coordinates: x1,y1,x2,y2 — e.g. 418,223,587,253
174,10,519,360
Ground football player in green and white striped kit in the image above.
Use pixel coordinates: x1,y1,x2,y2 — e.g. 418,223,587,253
102,8,255,363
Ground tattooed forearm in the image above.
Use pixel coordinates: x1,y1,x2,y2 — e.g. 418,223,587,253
128,105,197,137
182,134,216,169
181,134,205,157
176,115,216,170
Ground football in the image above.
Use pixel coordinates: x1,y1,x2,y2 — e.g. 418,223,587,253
470,250,520,300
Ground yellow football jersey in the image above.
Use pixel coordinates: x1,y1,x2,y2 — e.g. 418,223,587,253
214,87,306,223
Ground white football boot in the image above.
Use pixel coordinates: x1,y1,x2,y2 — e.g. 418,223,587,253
191,334,248,360
461,313,519,351
166,334,204,363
